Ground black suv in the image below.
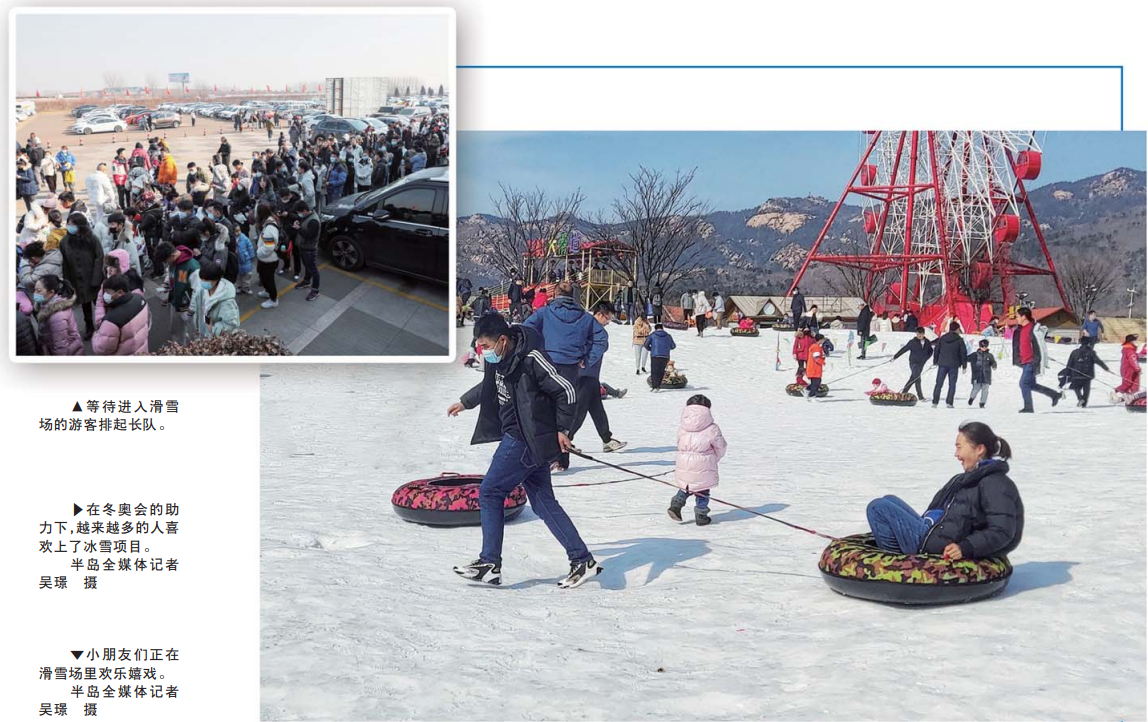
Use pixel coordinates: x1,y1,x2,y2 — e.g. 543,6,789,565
319,167,449,284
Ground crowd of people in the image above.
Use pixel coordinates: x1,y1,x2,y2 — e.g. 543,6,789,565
14,107,450,356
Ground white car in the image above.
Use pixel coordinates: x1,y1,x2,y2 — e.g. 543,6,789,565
397,106,431,121
71,116,126,134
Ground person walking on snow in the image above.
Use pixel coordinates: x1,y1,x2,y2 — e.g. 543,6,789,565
893,327,932,399
632,314,652,375
789,287,806,332
931,322,967,408
680,288,695,327
856,301,874,359
568,302,628,454
448,314,602,589
668,394,728,527
967,338,998,408
1059,336,1108,407
1012,306,1061,413
1114,334,1142,401
693,289,711,336
712,291,725,330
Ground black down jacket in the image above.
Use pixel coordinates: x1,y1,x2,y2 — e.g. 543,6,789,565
460,325,577,465
919,459,1024,559
932,332,968,369
967,349,998,384
15,308,40,355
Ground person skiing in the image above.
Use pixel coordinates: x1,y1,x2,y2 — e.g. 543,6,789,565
568,302,628,454
931,321,968,408
806,333,826,399
1012,306,1061,413
856,301,874,359
668,394,727,527
644,323,677,391
1060,336,1109,407
448,313,602,589
967,338,998,408
792,326,815,387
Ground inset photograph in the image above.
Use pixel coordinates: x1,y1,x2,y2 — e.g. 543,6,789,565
12,8,455,361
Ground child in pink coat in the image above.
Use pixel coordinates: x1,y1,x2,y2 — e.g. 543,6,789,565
668,394,728,526
864,378,890,396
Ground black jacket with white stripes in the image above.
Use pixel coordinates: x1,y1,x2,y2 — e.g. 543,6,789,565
460,325,578,465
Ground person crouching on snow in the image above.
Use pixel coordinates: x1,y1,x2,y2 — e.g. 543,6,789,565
668,394,727,526
865,421,1023,560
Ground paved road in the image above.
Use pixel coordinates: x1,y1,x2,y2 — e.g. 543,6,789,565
18,111,451,357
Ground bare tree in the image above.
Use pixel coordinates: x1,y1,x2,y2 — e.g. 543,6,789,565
472,184,585,284
1059,252,1118,317
822,262,893,303
102,71,125,91
586,166,709,293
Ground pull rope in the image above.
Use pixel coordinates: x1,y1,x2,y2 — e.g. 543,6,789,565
552,470,672,488
568,450,838,541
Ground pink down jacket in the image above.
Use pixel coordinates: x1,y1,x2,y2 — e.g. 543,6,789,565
674,404,728,492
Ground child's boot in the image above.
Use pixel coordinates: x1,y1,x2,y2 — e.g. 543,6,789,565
668,496,684,522
695,508,711,526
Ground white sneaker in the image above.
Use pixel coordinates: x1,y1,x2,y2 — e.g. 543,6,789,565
261,299,279,309
257,291,270,299
603,439,627,453
293,274,300,281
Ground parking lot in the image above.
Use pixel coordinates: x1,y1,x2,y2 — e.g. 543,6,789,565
16,109,451,357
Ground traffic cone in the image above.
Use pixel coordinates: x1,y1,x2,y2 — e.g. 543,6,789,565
203,128,206,136
79,137,84,146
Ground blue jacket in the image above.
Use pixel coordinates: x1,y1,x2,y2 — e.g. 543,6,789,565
327,165,348,202
16,167,39,196
56,150,76,171
581,321,609,378
236,231,255,275
643,329,676,358
522,295,601,367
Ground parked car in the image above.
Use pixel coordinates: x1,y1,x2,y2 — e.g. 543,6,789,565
150,111,182,129
397,107,432,121
71,116,127,134
319,167,449,284
312,117,369,136
376,105,405,115
71,104,98,117
359,117,388,132
370,114,409,127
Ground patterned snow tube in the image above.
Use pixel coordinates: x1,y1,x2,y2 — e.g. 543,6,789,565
787,383,828,397
818,533,1011,605
391,473,527,527
869,393,918,407
648,374,688,389
730,328,760,337
1127,396,1146,413
662,320,688,330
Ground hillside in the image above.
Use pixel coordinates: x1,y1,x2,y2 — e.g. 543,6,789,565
458,168,1146,314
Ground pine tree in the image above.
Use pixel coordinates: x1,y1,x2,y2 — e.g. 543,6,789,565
420,85,427,96
405,86,410,97
438,84,445,97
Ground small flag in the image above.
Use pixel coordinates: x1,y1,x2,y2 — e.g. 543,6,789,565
318,83,323,93
125,88,131,96
285,83,290,92
214,84,218,92
144,86,150,95
266,84,271,92
302,83,307,92
165,87,171,96
35,89,40,98
183,85,189,94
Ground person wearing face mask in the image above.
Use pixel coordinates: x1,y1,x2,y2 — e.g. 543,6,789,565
154,240,200,319
292,201,322,301
33,274,84,355
163,198,200,251
18,241,64,297
95,212,142,276
326,158,348,206
193,218,231,276
255,203,282,309
447,313,601,589
55,145,77,192
91,273,150,356
156,148,179,190
58,213,104,340
189,260,240,338
93,249,144,328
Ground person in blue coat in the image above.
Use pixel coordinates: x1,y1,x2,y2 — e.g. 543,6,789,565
522,281,604,469
16,155,40,212
569,302,628,455
326,161,348,205
644,323,677,391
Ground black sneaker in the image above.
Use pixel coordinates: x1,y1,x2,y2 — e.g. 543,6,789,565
557,559,602,589
979,403,986,409
294,279,310,290
968,398,974,406
306,290,320,301
453,559,501,586
1051,392,1062,407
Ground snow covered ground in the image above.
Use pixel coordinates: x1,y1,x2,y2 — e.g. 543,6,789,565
260,323,1145,721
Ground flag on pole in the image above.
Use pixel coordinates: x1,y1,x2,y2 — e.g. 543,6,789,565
214,84,218,92
286,83,290,92
266,84,271,92
144,86,150,95
184,85,189,94
165,87,172,96
775,333,781,371
302,83,307,92
318,83,323,93
125,88,131,96
35,89,40,98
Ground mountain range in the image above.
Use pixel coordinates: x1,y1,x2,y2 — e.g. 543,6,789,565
458,168,1146,314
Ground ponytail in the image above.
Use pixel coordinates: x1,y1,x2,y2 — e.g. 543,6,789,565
995,435,1012,460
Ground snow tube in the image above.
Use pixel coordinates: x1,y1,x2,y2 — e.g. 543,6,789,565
818,533,1011,606
391,473,527,527
648,374,688,389
1127,396,1146,413
730,328,760,337
869,392,918,407
661,320,688,330
787,383,827,397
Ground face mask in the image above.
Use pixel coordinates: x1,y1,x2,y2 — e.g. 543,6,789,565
480,340,504,364
201,281,213,290
66,224,78,234
200,234,210,242
33,293,45,305
102,292,113,304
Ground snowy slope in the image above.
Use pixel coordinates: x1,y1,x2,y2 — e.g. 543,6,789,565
260,324,1146,721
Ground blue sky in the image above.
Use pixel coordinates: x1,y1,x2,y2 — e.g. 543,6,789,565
458,131,1146,216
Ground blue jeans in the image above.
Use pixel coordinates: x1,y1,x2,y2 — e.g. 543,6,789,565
866,495,929,553
1019,362,1058,409
932,366,958,405
672,489,710,510
479,435,592,566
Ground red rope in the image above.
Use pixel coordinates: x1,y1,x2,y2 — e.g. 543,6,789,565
569,450,838,541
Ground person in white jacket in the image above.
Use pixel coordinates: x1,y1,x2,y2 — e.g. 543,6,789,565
711,291,725,329
693,290,712,337
353,154,373,193
85,163,117,226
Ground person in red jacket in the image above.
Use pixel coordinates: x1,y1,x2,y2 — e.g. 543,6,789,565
1115,334,1141,399
806,334,826,399
792,327,815,386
